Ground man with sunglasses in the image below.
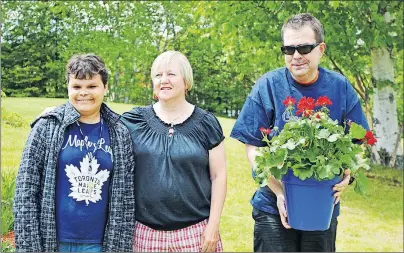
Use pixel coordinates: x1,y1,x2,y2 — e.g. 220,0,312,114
230,13,369,252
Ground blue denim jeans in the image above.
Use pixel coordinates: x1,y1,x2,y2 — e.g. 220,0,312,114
252,208,338,252
58,242,102,252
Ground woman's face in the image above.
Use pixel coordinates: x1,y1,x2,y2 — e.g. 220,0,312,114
152,59,187,102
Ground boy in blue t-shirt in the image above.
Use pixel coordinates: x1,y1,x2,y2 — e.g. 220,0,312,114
13,54,135,252
231,13,369,252
56,119,113,247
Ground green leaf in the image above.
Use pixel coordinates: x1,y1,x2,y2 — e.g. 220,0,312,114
270,167,283,180
330,1,340,8
354,171,369,196
340,154,353,165
336,141,351,153
291,163,310,170
265,149,287,167
293,167,314,180
316,155,326,166
297,138,306,145
350,122,367,139
316,129,330,139
307,150,318,163
316,165,329,179
329,159,342,174
281,139,297,150
351,145,363,154
357,156,371,171
327,134,341,142
259,177,268,188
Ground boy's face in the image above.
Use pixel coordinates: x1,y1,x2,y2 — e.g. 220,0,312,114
67,74,107,117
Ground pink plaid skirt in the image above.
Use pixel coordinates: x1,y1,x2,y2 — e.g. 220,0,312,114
133,219,223,252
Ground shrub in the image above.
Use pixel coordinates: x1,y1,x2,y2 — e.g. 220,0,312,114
1,169,17,236
0,241,15,252
1,107,28,128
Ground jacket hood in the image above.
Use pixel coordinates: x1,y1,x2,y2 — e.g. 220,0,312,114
31,102,121,128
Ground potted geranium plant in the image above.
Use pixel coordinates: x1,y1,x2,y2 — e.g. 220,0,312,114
254,95,376,231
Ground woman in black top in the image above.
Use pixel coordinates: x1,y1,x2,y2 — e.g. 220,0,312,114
121,51,227,252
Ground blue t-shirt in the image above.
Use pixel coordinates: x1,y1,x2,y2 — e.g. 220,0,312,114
230,67,369,218
56,119,113,243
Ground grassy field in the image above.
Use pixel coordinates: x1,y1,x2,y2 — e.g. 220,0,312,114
1,97,403,252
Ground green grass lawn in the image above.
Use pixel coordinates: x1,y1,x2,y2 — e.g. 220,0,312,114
1,97,403,252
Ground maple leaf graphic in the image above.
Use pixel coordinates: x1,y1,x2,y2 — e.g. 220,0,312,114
66,153,110,206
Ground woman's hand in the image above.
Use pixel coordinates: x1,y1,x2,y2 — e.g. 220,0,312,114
37,106,56,119
333,169,351,204
201,222,219,252
204,141,226,252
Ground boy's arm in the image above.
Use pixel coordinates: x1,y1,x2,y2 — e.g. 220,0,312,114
13,119,48,252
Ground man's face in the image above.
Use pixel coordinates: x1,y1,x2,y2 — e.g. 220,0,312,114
283,26,325,83
67,74,107,117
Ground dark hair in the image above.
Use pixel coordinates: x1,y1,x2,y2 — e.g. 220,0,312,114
281,13,324,43
66,54,108,86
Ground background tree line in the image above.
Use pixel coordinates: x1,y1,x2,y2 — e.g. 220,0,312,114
1,0,403,167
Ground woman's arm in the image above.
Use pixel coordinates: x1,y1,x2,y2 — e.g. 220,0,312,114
201,141,227,252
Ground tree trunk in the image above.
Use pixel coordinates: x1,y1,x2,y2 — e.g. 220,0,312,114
371,47,403,168
390,124,404,168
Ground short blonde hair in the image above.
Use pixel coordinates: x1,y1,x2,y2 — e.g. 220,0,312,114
150,51,194,90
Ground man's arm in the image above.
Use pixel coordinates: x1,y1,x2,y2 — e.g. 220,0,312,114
333,83,369,204
246,144,291,229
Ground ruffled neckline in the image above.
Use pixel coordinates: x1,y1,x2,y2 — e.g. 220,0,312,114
150,104,197,127
141,105,206,136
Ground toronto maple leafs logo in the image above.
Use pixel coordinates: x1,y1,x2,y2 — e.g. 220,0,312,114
65,153,110,206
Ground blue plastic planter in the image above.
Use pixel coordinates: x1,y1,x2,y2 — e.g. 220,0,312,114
282,169,342,231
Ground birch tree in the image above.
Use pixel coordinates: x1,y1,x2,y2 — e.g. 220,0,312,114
371,6,403,167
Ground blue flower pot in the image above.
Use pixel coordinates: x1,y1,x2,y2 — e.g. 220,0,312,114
282,169,342,231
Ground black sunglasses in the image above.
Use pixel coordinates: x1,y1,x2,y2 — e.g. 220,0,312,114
281,43,321,55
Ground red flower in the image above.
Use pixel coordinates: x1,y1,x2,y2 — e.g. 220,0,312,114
260,127,271,135
315,113,321,120
363,130,377,145
296,97,315,116
315,96,333,107
282,96,296,107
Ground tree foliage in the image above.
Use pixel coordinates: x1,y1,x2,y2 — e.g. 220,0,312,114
1,1,402,122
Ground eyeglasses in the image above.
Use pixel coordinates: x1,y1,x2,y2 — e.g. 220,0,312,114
281,43,321,55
